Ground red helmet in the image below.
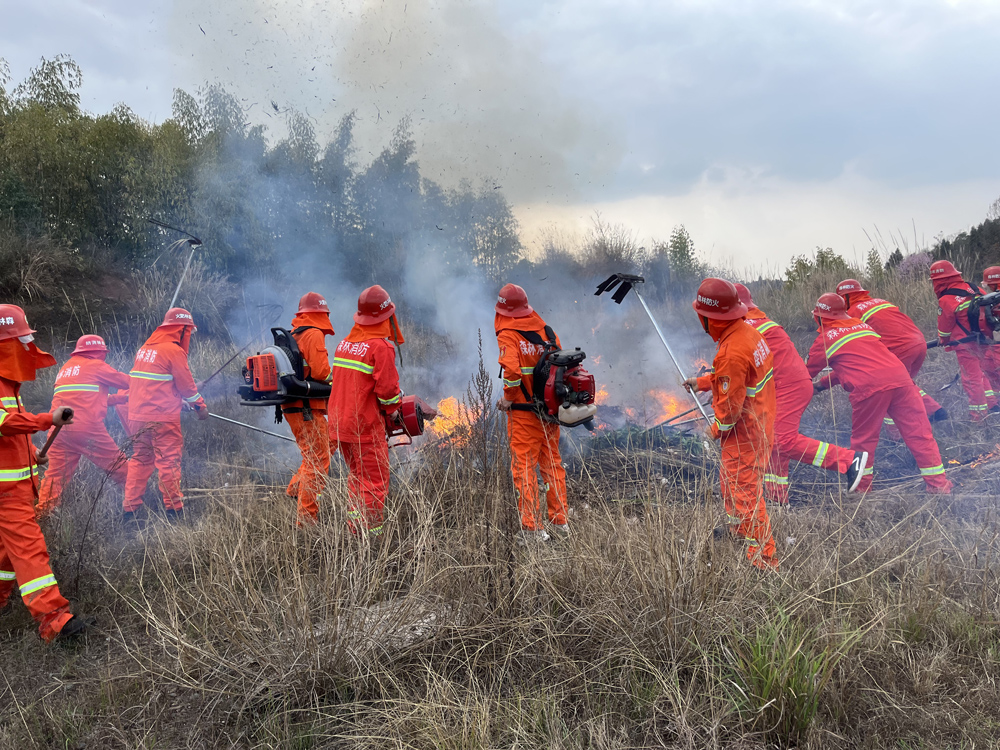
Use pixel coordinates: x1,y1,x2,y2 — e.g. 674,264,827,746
297,291,330,314
355,285,396,325
0,305,35,342
929,260,961,280
692,278,747,320
495,283,534,318
733,282,754,308
813,293,851,320
836,278,868,297
161,307,196,328
72,334,108,356
983,266,1000,288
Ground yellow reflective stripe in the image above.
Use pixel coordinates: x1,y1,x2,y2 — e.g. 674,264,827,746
0,396,17,408
747,368,774,397
825,329,881,357
919,464,946,476
0,570,15,581
715,418,736,431
812,442,829,467
347,509,363,520
503,378,521,388
957,300,973,311
918,389,928,397
987,390,996,398
54,384,100,394
368,525,384,536
755,320,779,334
130,370,174,381
763,474,789,485
0,411,7,432
859,302,895,322
0,466,38,482
332,358,375,374
19,574,57,596
970,404,988,411
183,392,203,403
863,467,874,476
883,417,896,425
378,393,402,406
520,367,534,374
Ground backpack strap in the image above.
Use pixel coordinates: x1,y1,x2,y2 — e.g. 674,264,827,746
291,326,320,336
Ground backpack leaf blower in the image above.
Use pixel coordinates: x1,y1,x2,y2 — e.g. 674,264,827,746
383,395,438,448
237,327,332,422
508,326,598,430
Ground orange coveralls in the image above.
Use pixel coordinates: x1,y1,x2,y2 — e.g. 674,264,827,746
0,347,75,641
695,317,778,570
496,312,568,532
282,313,334,523
846,293,942,424
745,308,855,504
123,326,205,513
36,354,130,515
807,318,951,493
327,319,402,535
935,279,999,419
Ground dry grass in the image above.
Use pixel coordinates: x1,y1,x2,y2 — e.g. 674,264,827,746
4,274,1000,749
2,342,1000,749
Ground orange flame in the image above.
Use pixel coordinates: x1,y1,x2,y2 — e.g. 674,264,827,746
594,386,610,405
646,389,684,423
426,397,473,447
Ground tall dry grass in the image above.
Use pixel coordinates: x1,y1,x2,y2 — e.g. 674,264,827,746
3,271,1000,748
2,336,1000,749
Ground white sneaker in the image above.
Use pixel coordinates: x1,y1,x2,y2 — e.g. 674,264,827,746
551,523,570,536
516,529,550,546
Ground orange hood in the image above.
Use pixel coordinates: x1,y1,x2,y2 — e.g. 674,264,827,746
292,312,335,336
706,316,743,343
346,314,405,344
147,325,191,355
495,311,548,334
746,306,767,319
0,338,57,382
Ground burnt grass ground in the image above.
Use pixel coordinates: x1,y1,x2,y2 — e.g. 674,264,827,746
3,340,1000,749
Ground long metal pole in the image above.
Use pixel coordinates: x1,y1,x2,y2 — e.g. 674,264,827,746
169,241,198,310
209,413,296,443
630,287,713,425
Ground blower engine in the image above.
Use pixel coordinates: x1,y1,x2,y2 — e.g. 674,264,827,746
238,328,332,421
384,395,438,447
510,326,598,430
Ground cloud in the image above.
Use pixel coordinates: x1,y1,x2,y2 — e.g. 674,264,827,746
517,167,1000,273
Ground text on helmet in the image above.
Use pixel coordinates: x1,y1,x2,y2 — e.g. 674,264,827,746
379,298,392,310
697,295,721,307
0,316,15,326
83,338,103,347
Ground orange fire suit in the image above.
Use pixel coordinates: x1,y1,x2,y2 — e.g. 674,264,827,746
282,313,334,523
694,317,778,570
327,318,402,535
746,307,855,504
847,293,943,432
0,356,74,641
123,326,205,513
935,279,998,419
496,312,568,532
36,354,130,515
807,318,951,493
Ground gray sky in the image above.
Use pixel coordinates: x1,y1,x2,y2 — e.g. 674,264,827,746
4,0,999,270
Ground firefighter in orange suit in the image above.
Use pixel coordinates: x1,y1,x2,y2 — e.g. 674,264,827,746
495,283,568,543
123,308,208,519
0,305,89,641
327,286,403,536
836,278,947,434
981,266,1000,398
35,335,131,516
931,260,998,420
733,284,865,504
807,293,951,494
683,278,778,570
282,292,334,524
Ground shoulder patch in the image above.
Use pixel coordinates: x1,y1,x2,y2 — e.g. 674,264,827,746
719,376,730,393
